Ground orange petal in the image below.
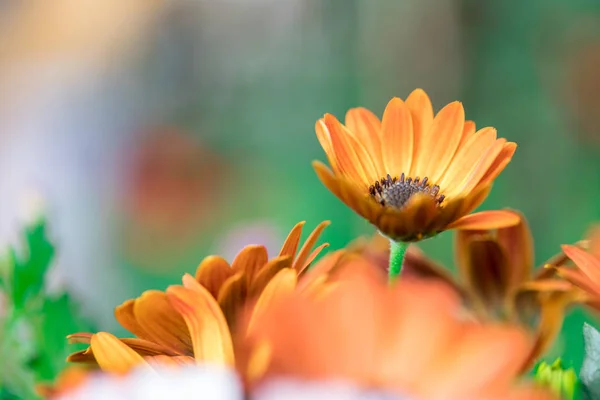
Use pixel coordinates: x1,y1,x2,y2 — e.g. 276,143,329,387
556,266,600,296
315,119,338,173
248,268,298,332
167,281,234,365
345,107,384,173
413,102,465,184
313,160,344,199
496,212,534,291
381,97,414,176
422,326,530,397
323,114,371,189
341,124,379,183
455,138,507,196
231,245,268,284
461,237,510,315
478,142,517,187
249,255,293,298
133,290,193,355
145,355,195,367
439,127,497,197
195,255,234,299
458,120,476,148
120,338,179,357
293,220,330,271
406,89,434,178
114,299,151,340
217,271,247,327
278,221,305,259
562,244,600,283
448,210,520,231
90,332,148,374
296,243,330,275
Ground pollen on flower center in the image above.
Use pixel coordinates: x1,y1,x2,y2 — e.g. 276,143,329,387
369,173,445,209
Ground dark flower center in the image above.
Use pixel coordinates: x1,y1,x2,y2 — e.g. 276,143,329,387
369,173,445,209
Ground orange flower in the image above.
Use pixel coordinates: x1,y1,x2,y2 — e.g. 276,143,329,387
67,221,331,373
396,213,582,369
314,89,519,242
239,258,554,400
557,225,600,311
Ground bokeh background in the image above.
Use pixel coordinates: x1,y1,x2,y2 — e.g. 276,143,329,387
1,0,599,371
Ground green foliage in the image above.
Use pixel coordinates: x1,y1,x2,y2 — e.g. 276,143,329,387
581,323,600,400
0,218,93,399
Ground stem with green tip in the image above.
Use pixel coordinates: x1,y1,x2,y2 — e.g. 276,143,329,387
388,240,409,281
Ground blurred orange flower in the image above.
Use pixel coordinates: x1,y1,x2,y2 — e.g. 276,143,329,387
37,366,93,399
67,221,330,373
557,225,600,311
239,259,554,400
389,213,582,369
313,89,519,242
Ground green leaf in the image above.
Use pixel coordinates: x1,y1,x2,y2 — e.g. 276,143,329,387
11,219,55,308
580,323,600,400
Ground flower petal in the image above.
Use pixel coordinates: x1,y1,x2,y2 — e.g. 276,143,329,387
249,256,293,298
322,113,372,189
458,120,476,148
167,281,234,365
460,237,510,316
231,245,268,284
413,102,465,184
345,107,384,173
562,244,600,284
114,299,151,341
406,89,434,178
217,271,247,327
496,212,534,291
478,142,517,187
248,268,298,332
133,290,193,355
293,220,330,271
448,210,520,231
195,255,234,299
381,97,413,176
144,355,196,367
278,221,305,259
90,332,148,374
439,127,497,197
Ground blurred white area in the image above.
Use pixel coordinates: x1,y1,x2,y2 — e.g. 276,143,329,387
59,365,242,400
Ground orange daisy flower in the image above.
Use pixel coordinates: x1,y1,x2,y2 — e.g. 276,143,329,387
557,225,600,311
239,258,554,400
314,89,519,242
67,221,331,373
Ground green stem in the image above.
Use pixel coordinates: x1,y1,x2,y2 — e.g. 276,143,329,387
388,240,409,281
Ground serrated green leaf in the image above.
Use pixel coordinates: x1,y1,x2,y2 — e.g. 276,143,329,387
580,323,600,400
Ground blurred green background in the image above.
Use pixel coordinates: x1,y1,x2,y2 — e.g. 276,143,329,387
0,0,599,380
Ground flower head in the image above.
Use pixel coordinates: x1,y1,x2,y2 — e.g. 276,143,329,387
314,89,519,242
557,225,600,311
67,222,330,373
238,257,553,400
